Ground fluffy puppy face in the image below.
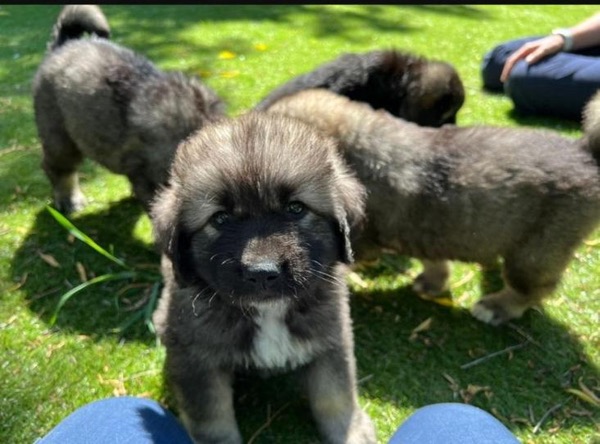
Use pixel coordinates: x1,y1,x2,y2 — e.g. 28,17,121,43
401,59,466,126
152,112,365,305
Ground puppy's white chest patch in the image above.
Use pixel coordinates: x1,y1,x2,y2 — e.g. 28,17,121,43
249,301,315,370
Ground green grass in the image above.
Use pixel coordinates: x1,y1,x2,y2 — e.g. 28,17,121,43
1,5,599,444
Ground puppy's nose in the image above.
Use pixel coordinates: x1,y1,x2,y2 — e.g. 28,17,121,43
243,261,281,289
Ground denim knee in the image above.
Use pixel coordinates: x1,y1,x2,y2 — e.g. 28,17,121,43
481,37,542,92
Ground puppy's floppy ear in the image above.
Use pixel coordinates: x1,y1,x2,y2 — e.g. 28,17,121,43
332,158,367,264
167,223,196,285
150,185,196,284
407,61,465,126
335,209,355,264
150,185,177,252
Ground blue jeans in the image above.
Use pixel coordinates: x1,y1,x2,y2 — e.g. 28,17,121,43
36,396,520,443
388,402,520,444
481,36,600,120
36,397,194,444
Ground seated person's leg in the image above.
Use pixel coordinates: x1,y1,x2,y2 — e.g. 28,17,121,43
388,402,520,444
505,52,600,120
481,37,543,91
36,396,193,444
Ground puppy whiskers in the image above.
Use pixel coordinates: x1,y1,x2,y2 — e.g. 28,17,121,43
238,297,252,319
209,253,234,267
208,291,218,307
310,261,340,283
309,267,344,287
191,288,210,317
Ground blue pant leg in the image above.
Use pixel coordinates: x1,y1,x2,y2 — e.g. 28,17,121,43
481,37,542,91
388,403,520,444
506,51,600,120
36,396,193,444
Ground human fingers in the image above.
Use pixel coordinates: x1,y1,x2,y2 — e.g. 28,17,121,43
500,36,565,82
500,45,535,82
524,37,563,63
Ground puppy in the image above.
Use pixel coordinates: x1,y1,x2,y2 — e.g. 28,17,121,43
33,5,226,213
265,88,600,326
150,112,376,444
254,49,465,127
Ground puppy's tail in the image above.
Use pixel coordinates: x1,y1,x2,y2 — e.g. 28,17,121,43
49,5,111,51
582,90,600,166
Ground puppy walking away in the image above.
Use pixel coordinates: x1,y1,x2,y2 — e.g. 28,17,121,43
266,88,600,326
33,5,225,213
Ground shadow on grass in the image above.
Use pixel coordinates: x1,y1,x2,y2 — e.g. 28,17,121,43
479,89,582,133
506,108,582,133
0,4,431,87
403,4,492,19
10,199,160,343
106,4,492,40
0,150,112,220
106,5,420,47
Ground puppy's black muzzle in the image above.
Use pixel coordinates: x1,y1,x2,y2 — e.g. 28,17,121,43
242,260,282,291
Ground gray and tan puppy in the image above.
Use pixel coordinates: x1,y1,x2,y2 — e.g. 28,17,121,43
254,49,465,127
33,5,225,213
151,112,376,444
265,88,600,326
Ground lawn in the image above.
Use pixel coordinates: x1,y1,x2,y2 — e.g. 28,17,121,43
1,5,599,444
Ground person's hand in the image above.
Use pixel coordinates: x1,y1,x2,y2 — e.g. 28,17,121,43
500,34,565,82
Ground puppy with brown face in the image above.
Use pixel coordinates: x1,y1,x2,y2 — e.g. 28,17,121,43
254,49,465,127
151,112,375,444
33,5,225,213
265,88,600,326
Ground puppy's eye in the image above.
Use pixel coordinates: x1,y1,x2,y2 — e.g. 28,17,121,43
210,211,230,227
286,201,305,215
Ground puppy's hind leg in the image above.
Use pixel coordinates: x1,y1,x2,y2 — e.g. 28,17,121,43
472,231,582,326
412,259,451,299
36,100,87,214
302,348,376,444
471,284,533,326
41,135,87,214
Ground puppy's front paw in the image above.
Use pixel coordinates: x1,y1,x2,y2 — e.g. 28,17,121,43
348,410,377,444
412,260,450,299
324,409,376,444
54,190,87,214
471,290,529,326
182,418,242,444
470,301,504,325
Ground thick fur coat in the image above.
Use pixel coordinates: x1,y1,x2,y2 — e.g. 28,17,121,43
151,112,375,444
254,49,465,127
33,5,226,213
265,88,600,325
